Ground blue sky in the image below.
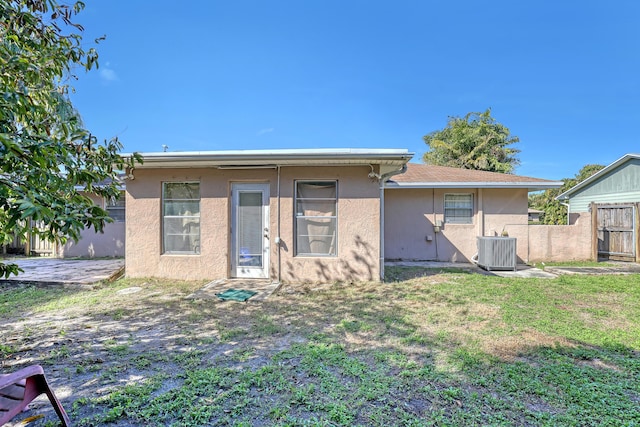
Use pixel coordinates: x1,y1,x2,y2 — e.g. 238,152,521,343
69,1,640,180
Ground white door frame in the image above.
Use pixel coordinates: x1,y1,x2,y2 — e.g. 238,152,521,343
230,183,270,278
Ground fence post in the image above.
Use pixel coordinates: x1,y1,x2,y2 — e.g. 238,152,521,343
590,202,598,261
636,202,640,263
25,220,31,257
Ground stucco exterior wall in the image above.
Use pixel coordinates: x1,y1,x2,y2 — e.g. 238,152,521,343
60,193,125,258
384,188,529,262
125,166,380,283
528,212,592,262
61,223,125,258
481,188,529,262
278,167,380,283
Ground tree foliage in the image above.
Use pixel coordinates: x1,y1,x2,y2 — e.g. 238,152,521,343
0,0,140,277
529,164,605,225
423,109,521,173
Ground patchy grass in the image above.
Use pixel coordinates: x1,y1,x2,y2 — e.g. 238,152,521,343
531,260,618,268
1,271,639,426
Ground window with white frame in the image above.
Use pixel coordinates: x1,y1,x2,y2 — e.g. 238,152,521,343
162,182,200,254
106,191,125,222
444,193,473,224
295,181,337,256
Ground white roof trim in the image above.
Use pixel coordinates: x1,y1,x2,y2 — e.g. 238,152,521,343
556,153,640,200
385,181,563,190
123,148,414,168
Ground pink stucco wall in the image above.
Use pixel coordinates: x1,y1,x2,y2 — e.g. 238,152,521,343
528,212,592,262
61,223,125,258
125,166,380,283
279,167,380,283
60,193,125,258
384,188,530,262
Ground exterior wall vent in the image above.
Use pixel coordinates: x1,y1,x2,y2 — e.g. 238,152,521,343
477,237,517,271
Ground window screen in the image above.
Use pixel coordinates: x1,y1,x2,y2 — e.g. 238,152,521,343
295,181,337,256
106,191,125,222
444,194,473,224
163,182,200,254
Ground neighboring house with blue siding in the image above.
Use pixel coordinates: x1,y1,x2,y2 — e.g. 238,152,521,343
557,154,640,214
557,153,640,261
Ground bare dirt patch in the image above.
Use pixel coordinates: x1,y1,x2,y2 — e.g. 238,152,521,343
2,273,639,426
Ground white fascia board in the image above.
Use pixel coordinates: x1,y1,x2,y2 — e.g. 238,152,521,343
385,181,564,190
128,148,411,157
123,148,414,168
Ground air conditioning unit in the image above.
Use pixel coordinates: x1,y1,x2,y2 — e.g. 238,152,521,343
477,237,517,271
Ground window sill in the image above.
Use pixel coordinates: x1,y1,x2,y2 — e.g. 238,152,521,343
161,252,200,257
295,254,338,258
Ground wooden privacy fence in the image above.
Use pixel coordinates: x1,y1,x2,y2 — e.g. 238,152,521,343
591,202,640,262
1,220,56,257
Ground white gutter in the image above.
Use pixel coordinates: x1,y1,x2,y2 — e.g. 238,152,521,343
385,181,563,190
379,164,408,281
125,148,410,158
123,148,413,168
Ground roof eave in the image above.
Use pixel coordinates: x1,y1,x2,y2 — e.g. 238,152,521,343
556,153,640,199
385,181,563,190
122,149,414,168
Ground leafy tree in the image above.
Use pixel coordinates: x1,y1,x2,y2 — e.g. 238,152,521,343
0,0,140,277
423,109,520,173
529,164,605,225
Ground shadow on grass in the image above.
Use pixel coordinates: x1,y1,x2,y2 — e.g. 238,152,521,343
2,275,639,426
385,265,477,282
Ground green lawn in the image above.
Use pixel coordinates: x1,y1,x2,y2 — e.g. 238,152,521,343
1,269,639,426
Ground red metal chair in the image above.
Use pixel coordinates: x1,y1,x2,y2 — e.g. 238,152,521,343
0,365,70,426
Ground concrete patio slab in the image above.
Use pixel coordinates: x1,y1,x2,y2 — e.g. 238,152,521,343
544,263,640,276
386,261,640,278
0,258,124,286
486,265,557,279
385,261,556,278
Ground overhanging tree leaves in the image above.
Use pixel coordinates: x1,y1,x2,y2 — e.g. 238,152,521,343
0,0,140,277
423,109,520,173
529,164,605,225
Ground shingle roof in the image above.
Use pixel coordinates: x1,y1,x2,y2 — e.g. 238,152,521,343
386,163,562,190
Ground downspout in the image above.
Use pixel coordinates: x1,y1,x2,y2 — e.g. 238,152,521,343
379,164,408,281
433,188,438,261
478,188,484,236
276,165,282,284
471,189,484,265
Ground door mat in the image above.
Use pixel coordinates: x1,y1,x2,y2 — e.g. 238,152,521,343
215,288,258,302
